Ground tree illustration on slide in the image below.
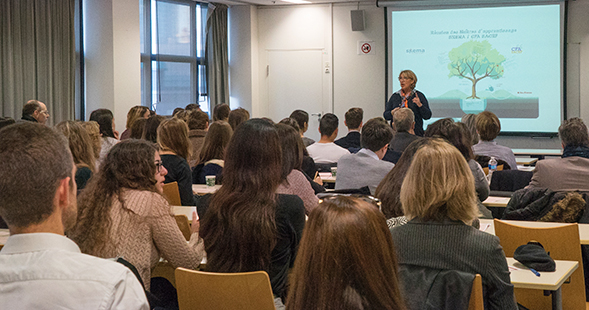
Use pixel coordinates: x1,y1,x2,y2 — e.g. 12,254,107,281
448,40,505,99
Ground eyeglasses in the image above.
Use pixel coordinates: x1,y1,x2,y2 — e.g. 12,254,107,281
398,77,412,81
38,109,49,116
155,161,164,173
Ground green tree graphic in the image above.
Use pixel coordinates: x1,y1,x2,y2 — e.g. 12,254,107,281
448,40,506,99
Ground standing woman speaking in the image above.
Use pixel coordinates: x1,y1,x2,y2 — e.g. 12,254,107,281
384,70,432,136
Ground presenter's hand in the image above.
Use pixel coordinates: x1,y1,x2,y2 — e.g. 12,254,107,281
412,95,422,107
390,107,400,117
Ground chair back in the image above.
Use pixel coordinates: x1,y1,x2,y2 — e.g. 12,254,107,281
175,268,276,310
162,181,182,205
482,164,504,176
489,170,533,192
175,215,191,241
493,219,585,309
468,274,483,310
476,155,511,171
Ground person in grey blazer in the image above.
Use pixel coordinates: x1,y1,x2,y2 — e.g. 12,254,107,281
391,139,517,310
335,117,394,194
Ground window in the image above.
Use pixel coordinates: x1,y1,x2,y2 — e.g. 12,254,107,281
140,0,207,115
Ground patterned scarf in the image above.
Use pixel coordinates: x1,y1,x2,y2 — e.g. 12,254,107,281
562,145,589,159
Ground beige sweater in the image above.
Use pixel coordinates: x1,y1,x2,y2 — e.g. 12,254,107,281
95,189,204,290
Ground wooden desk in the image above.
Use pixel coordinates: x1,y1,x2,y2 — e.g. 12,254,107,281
507,257,578,310
515,157,538,166
192,184,221,195
480,219,589,245
482,196,511,208
512,149,562,159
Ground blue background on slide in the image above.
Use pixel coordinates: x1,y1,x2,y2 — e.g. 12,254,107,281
391,4,561,133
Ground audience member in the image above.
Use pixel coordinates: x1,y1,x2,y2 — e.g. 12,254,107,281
425,118,491,218
390,107,421,154
336,117,394,194
275,123,319,214
306,113,349,164
213,103,230,122
192,121,232,184
185,103,200,111
376,139,433,220
286,196,405,310
21,99,49,125
121,105,150,140
461,113,479,145
174,109,191,122
172,107,184,117
89,109,119,164
158,118,197,206
334,107,363,151
81,121,102,165
143,114,166,143
0,116,15,129
290,109,315,147
187,110,210,167
55,121,97,191
0,123,149,309
130,118,147,139
391,139,517,310
199,119,305,309
528,117,589,191
228,107,250,131
472,111,517,170
71,140,204,293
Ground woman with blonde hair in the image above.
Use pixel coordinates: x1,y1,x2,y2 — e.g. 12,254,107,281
390,139,516,310
55,121,97,191
287,196,405,310
192,121,233,184
157,117,196,206
121,105,150,140
384,70,431,136
80,121,101,167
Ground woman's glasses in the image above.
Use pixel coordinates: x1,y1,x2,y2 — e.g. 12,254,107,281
155,161,164,173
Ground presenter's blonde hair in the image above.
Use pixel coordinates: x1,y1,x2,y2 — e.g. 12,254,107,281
399,70,418,89
400,139,478,223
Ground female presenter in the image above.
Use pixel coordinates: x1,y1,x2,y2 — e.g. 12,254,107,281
384,70,432,136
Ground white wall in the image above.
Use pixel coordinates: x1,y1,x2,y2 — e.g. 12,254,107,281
84,0,141,133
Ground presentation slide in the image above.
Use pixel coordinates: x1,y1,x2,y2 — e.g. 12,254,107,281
390,4,562,133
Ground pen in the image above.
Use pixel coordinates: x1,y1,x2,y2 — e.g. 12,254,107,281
529,268,541,277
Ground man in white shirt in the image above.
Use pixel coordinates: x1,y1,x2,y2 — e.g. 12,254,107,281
0,122,149,310
307,113,350,164
336,117,395,194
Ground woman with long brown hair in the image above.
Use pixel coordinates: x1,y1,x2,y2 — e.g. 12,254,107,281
199,119,305,309
71,140,204,292
287,196,405,310
55,120,97,191
157,117,196,206
192,121,232,184
121,105,150,140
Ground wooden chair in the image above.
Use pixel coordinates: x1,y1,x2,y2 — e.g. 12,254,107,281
493,219,585,310
482,164,504,176
162,181,181,206
175,214,191,241
175,268,276,310
468,274,484,310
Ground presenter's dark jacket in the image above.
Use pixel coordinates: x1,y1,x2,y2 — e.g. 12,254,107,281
384,90,432,137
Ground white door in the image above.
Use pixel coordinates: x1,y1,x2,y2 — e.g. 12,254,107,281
267,49,328,142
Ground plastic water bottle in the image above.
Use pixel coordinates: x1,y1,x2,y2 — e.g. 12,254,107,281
487,157,498,183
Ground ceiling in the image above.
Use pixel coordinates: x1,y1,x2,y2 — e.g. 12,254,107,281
215,0,375,7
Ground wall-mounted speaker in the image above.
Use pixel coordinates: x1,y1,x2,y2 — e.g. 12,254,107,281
351,10,365,32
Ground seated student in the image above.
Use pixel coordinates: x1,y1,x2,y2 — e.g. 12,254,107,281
287,196,405,310
55,121,97,191
334,107,363,151
130,118,147,139
228,107,250,131
472,111,517,170
192,121,233,184
71,140,204,292
528,117,589,191
336,117,394,194
307,113,350,164
391,139,517,310
290,109,315,147
81,121,102,169
276,124,319,214
143,114,166,144
157,118,197,206
121,105,150,140
199,119,305,309
0,123,148,309
461,113,479,145
185,103,201,112
213,103,230,122
389,107,421,155
187,110,210,168
89,108,119,164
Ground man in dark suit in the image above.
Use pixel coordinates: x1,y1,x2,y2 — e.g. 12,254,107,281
335,107,363,151
388,108,421,159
